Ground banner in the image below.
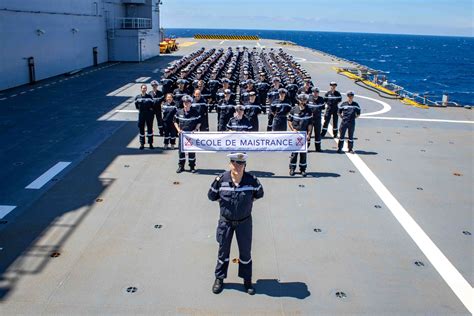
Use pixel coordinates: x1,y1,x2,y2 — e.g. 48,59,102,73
180,132,307,152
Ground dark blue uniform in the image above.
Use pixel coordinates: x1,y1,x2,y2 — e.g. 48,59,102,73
160,78,175,96
286,82,299,105
226,115,253,132
192,97,209,131
174,107,201,168
322,90,342,137
266,87,280,131
217,99,236,131
256,81,270,114
288,105,312,172
270,99,292,131
338,101,361,151
307,95,325,151
243,100,262,131
208,171,264,281
173,88,188,108
135,93,154,146
162,101,177,146
149,89,164,136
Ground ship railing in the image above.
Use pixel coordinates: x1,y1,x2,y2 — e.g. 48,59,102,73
116,17,152,29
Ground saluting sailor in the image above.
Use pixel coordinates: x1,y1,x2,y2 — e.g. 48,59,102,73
208,153,264,295
288,94,313,177
337,91,361,154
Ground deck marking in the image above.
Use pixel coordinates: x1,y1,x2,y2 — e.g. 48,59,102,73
106,83,135,96
321,91,392,116
360,116,474,124
116,109,138,113
301,61,339,64
328,126,474,313
0,205,16,219
152,68,161,73
219,40,226,45
135,77,151,83
10,94,17,97
20,91,26,94
0,98,7,101
25,162,71,189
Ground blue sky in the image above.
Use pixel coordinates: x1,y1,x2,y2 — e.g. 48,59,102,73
160,0,473,36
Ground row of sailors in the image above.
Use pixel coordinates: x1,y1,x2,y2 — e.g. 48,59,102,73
135,84,361,175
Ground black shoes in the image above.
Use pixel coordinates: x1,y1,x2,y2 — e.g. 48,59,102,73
190,167,196,173
301,171,307,177
348,149,355,154
139,144,145,150
212,278,224,294
337,149,343,153
289,169,295,176
244,280,255,295
149,144,154,149
176,166,184,173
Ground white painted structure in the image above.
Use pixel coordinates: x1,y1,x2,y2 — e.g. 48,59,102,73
0,0,161,90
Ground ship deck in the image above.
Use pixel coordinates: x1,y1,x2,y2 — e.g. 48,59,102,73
0,38,472,315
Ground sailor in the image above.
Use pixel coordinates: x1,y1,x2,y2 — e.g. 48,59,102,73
337,91,361,154
227,105,253,132
216,89,236,131
321,81,342,137
149,80,164,137
207,73,221,112
216,79,235,103
285,75,299,105
307,87,326,152
243,91,262,131
208,153,264,295
173,79,189,108
288,94,313,176
267,77,283,129
134,84,155,150
256,72,270,114
193,89,209,132
160,69,176,95
161,93,178,149
240,79,256,105
173,95,201,173
271,88,292,131
298,78,314,95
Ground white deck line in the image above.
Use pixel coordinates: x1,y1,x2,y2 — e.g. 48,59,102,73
360,116,474,124
328,126,474,313
116,109,138,113
0,205,16,219
135,77,151,83
25,162,71,189
106,83,135,97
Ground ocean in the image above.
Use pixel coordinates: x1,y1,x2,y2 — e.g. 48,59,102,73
165,28,474,106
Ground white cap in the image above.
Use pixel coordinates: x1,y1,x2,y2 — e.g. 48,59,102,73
346,90,355,96
227,152,248,162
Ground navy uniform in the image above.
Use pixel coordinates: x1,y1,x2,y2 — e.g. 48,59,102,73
337,91,361,153
216,90,236,131
243,92,262,131
173,79,189,108
307,87,325,152
322,81,342,137
285,77,299,105
174,96,201,173
161,100,178,149
256,78,270,114
135,91,155,149
192,96,209,132
207,78,221,111
288,94,313,176
149,81,164,136
270,89,292,131
266,78,282,131
227,106,253,131
160,77,175,96
208,153,264,295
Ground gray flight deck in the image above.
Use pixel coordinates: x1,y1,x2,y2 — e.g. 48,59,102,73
0,38,472,315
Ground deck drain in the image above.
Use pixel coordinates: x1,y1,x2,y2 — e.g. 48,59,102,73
124,165,130,168
154,224,163,229
298,184,305,188
13,162,24,166
51,178,58,182
449,142,454,144
386,139,391,142
417,187,423,191
422,126,427,129
420,149,426,152
232,258,239,264
349,170,355,173
95,198,103,202
462,231,471,236
0,220,8,225
335,291,347,299
428,141,433,144
374,205,382,209
126,287,137,293
414,261,425,267
396,132,401,134
453,172,462,177
376,131,381,134
313,228,322,233
365,138,370,141
173,181,180,185
386,159,392,162
84,151,91,154
50,252,61,258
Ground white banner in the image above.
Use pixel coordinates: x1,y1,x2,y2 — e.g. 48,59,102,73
180,132,307,152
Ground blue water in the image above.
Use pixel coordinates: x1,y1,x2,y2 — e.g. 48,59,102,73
165,28,474,105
